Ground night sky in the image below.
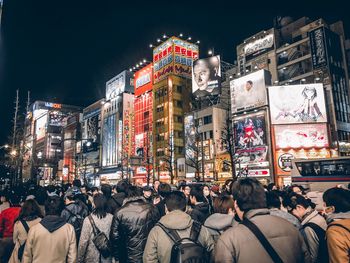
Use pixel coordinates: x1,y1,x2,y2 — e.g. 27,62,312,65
0,0,349,145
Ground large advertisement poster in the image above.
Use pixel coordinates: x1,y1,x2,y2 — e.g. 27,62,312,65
86,114,100,143
184,114,196,159
269,84,327,124
49,111,66,126
192,56,221,97
274,124,329,149
134,64,153,96
234,112,269,166
106,71,134,101
275,148,331,176
230,70,268,113
35,115,47,141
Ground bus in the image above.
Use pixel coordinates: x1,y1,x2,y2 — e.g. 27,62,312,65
291,157,350,192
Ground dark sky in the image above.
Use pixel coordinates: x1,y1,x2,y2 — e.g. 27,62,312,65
0,0,349,145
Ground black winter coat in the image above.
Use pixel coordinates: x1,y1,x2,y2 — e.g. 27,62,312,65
110,196,160,263
189,202,210,224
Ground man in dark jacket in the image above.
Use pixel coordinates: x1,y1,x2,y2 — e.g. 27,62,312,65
155,183,172,217
61,186,89,242
110,186,160,263
111,179,129,208
189,185,210,224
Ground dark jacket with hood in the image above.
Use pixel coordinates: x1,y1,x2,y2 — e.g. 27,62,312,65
22,215,77,263
110,196,160,263
189,202,210,224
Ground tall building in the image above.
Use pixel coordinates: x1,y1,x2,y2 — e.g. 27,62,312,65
233,16,350,184
133,63,153,184
152,36,198,183
23,101,81,184
100,70,135,184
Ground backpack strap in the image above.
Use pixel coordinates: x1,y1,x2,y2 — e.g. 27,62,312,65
303,222,326,240
156,222,181,243
88,215,99,236
241,219,283,263
20,220,30,233
328,223,350,233
190,221,202,242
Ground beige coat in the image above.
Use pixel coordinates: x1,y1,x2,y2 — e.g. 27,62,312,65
22,220,76,263
215,209,311,263
143,210,214,263
9,218,41,263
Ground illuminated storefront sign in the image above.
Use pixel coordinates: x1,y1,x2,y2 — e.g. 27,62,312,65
244,34,274,56
134,64,153,96
44,102,62,109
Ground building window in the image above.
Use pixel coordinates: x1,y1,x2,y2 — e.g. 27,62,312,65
209,130,213,139
144,111,149,119
176,100,183,108
176,86,183,93
203,115,212,125
144,124,149,131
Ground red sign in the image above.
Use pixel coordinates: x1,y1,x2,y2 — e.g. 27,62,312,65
134,64,153,96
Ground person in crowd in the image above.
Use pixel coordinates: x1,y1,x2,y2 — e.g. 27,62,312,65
323,187,350,263
179,184,191,203
22,196,77,263
189,185,210,224
143,191,214,263
288,184,307,196
61,186,89,242
101,184,119,215
153,180,160,194
267,183,278,191
204,195,237,243
110,186,160,263
210,185,220,197
285,193,327,263
31,187,47,216
9,199,43,263
111,180,129,209
0,193,22,262
222,179,234,196
154,183,172,217
203,185,214,214
266,190,300,228
78,193,113,263
0,190,10,213
143,185,153,204
215,178,310,263
46,185,58,197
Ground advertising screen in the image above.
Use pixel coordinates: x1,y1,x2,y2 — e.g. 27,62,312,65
49,111,66,126
35,115,47,141
274,124,329,149
106,71,134,101
135,133,144,157
230,70,268,113
86,115,100,143
192,55,221,97
275,148,331,176
134,64,153,96
184,114,196,159
234,111,269,166
102,115,117,167
268,84,327,124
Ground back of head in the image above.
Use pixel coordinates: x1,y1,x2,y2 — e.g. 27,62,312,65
101,184,112,198
323,187,350,213
72,179,82,188
266,190,282,209
126,185,143,198
165,191,187,212
231,178,267,212
18,199,43,220
8,193,21,206
93,193,108,219
158,183,172,198
45,196,64,216
190,185,205,202
116,180,129,194
285,193,315,210
213,195,235,214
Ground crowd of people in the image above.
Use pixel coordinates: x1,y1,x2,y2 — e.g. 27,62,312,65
0,178,349,263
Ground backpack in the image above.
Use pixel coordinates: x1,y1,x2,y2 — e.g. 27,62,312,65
88,215,111,259
157,221,210,263
303,222,328,263
18,220,30,261
64,208,84,239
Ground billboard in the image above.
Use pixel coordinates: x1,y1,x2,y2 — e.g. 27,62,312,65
106,71,134,101
184,114,196,159
274,124,329,149
135,133,144,157
234,111,269,166
268,84,327,124
192,55,221,97
230,70,268,113
275,148,331,176
134,64,153,96
244,34,274,56
309,27,328,69
49,111,66,126
35,115,47,141
153,37,198,83
86,115,100,143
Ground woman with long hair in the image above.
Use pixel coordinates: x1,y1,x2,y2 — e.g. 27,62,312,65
9,199,43,263
78,193,113,263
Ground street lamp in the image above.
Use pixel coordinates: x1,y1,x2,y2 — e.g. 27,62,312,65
0,144,9,150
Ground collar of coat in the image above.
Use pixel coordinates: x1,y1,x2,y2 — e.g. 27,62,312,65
326,211,350,224
244,208,270,220
301,208,318,225
122,196,146,206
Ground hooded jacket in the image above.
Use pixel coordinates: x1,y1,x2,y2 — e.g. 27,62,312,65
189,202,210,224
143,210,214,263
61,200,89,240
22,215,77,263
204,213,237,242
326,212,350,263
215,209,311,263
110,196,160,263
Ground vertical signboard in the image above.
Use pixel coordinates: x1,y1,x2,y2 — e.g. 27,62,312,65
309,27,328,69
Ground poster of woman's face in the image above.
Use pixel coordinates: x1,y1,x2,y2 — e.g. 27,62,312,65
268,83,327,124
192,55,221,97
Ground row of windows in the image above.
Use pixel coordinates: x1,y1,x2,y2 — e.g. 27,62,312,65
195,115,213,126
